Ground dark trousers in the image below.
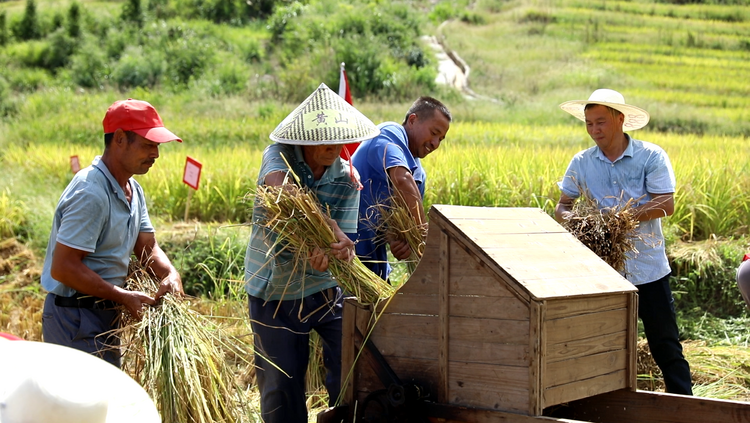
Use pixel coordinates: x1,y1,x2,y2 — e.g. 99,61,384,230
249,287,344,423
41,293,121,367
637,274,693,395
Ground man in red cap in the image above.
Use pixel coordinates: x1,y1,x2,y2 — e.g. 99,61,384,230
40,99,183,367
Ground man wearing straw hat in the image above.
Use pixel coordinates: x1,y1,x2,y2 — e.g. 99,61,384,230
352,96,452,280
244,83,380,423
40,99,184,367
555,89,693,395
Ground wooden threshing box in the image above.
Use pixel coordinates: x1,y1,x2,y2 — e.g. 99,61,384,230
342,205,639,416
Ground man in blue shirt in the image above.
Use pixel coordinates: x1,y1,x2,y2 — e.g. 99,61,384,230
41,99,184,367
555,89,692,395
352,97,452,280
245,84,380,423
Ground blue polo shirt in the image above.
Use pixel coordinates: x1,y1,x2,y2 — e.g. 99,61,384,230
558,135,675,285
351,122,425,280
244,143,360,301
41,156,155,296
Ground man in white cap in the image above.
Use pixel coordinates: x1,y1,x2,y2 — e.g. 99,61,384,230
244,83,380,423
41,99,184,367
555,89,692,395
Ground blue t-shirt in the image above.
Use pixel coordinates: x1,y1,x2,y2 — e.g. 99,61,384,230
558,135,675,285
351,122,425,280
41,156,155,296
244,143,360,301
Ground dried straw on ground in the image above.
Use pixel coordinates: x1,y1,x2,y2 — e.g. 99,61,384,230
253,183,395,304
562,195,640,272
369,192,427,274
118,262,254,423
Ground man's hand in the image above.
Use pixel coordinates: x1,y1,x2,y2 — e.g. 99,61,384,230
154,271,183,301
388,236,412,260
119,290,156,320
309,247,329,272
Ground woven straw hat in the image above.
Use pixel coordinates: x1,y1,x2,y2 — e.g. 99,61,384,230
270,83,380,145
559,89,650,131
0,341,160,423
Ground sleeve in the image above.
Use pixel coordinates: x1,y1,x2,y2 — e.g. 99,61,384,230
366,131,410,175
558,154,583,199
257,144,293,184
644,148,676,195
55,183,108,253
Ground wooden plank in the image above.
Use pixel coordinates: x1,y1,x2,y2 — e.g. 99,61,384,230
383,293,439,315
529,300,543,415
627,293,638,390
400,227,441,295
422,401,592,423
371,314,439,339
449,339,529,367
545,309,628,344
439,230,450,403
451,317,530,345
449,218,568,235
341,300,357,405
432,205,550,221
448,242,518,298
369,334,439,360
554,389,750,423
450,295,529,320
351,356,439,400
546,331,627,363
448,361,530,413
543,370,627,407
545,295,629,320
544,350,628,389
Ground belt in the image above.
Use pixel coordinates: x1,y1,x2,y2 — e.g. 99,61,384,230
54,293,118,310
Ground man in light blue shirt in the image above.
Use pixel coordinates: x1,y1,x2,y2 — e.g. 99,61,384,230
41,99,183,367
352,97,451,280
245,84,380,423
555,89,692,395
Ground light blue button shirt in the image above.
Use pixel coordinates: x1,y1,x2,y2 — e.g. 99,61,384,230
558,135,675,285
244,143,360,301
41,156,154,296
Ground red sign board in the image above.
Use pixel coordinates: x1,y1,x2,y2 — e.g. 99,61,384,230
183,156,202,190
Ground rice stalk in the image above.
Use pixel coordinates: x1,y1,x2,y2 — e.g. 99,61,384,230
562,193,640,273
118,262,254,423
369,192,427,275
253,183,395,305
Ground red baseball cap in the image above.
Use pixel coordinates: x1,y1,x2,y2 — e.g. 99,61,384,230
102,99,182,143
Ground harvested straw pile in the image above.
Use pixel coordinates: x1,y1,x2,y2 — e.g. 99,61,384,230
253,183,395,304
562,195,640,272
118,262,253,423
369,192,427,274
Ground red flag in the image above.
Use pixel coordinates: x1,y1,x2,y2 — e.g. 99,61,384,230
339,62,359,160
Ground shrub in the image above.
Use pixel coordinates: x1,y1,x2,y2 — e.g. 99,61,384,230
14,0,41,41
39,29,77,71
69,36,109,88
111,45,165,89
67,2,82,38
5,67,51,92
121,0,144,28
0,12,7,46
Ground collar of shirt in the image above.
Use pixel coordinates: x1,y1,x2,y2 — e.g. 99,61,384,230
595,134,634,164
290,144,348,187
92,156,131,208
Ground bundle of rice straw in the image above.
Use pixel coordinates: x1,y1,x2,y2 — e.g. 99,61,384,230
370,192,427,274
561,194,640,272
118,261,253,423
253,183,396,304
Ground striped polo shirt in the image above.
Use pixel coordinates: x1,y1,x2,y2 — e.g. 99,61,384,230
244,143,360,301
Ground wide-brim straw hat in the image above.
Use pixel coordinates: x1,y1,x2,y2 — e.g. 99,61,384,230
270,83,380,145
0,341,160,423
559,89,650,131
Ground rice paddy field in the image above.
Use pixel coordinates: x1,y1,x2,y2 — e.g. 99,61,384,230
2,0,750,421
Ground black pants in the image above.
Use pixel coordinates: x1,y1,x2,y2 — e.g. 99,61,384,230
249,287,345,423
637,274,693,395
